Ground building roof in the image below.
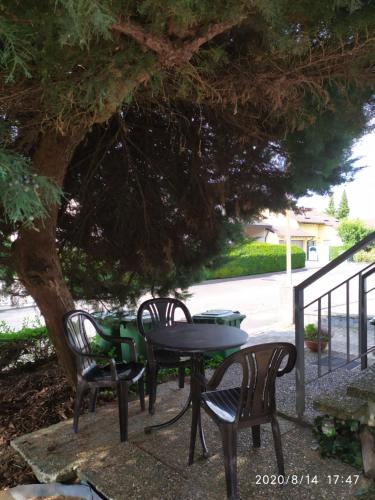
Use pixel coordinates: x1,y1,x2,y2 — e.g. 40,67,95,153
295,208,339,227
246,207,340,240
244,222,274,231
276,227,314,238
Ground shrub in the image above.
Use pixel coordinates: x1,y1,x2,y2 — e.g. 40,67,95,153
205,242,305,279
329,245,347,261
354,248,375,263
90,334,118,360
337,219,372,247
0,323,55,372
313,416,362,469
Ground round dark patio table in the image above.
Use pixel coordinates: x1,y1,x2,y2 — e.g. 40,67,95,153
144,323,248,464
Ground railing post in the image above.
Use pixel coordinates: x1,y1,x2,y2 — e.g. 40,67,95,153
359,272,368,370
294,286,305,417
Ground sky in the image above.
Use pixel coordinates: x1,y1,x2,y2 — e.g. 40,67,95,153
297,130,375,222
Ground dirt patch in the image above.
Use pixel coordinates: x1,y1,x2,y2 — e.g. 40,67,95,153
0,360,75,489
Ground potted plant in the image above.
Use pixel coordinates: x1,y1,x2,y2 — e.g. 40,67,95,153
304,323,329,352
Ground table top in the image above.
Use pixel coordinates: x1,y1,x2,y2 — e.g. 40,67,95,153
146,323,248,353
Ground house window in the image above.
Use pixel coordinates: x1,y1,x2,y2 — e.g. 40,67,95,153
291,239,304,249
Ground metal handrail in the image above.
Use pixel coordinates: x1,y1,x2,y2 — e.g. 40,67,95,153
295,231,375,292
303,261,375,310
294,231,375,418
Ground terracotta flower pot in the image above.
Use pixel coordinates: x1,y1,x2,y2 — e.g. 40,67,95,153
304,340,328,352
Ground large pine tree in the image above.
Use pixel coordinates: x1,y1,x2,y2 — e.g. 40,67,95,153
1,1,374,381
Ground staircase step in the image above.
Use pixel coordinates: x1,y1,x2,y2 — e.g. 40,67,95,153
313,391,367,420
347,365,375,402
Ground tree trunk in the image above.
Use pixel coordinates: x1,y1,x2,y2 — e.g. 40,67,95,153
12,130,84,384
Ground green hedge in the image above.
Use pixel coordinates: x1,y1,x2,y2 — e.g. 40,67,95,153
0,324,55,371
0,325,48,342
205,242,305,279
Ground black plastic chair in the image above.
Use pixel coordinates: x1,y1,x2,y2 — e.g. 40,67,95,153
137,298,193,415
63,310,145,442
189,342,297,499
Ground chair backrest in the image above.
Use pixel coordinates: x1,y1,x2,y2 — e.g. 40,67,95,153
63,310,99,374
137,298,192,338
209,342,296,422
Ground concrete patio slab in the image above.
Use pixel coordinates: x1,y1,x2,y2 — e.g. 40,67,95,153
11,379,371,499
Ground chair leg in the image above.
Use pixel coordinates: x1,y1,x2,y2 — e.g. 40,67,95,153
117,381,129,442
148,365,158,415
89,388,98,413
138,375,145,411
271,415,285,477
73,384,86,433
252,425,261,448
145,364,150,395
178,366,185,389
219,424,238,500
188,395,200,465
198,407,209,458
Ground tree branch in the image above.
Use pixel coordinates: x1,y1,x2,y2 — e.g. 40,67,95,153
99,16,245,123
182,18,245,58
111,21,175,56
112,16,245,67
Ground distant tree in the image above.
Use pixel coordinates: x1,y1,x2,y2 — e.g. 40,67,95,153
337,219,371,246
326,194,336,217
337,190,350,219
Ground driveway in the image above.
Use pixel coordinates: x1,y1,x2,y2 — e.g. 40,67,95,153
184,264,318,333
1,261,374,333
186,261,374,333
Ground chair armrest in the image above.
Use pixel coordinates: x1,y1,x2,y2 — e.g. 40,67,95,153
96,326,137,362
108,335,137,362
78,352,118,381
277,347,297,377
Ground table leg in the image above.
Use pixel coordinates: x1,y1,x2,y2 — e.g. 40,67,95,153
189,354,209,464
144,355,200,434
144,354,209,462
198,356,209,458
144,392,192,434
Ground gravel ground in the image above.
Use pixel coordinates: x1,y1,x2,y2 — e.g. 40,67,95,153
242,328,374,423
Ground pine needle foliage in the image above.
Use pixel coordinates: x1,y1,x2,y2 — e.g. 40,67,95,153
1,1,374,128
283,88,374,196
0,149,62,224
0,0,374,300
0,118,62,224
53,90,371,304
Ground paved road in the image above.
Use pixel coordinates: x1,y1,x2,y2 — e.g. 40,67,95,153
184,261,375,333
1,261,374,333
0,304,40,330
185,269,306,333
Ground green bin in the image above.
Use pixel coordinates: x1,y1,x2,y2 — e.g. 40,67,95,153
91,312,123,360
92,311,152,362
192,309,246,358
119,312,153,362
